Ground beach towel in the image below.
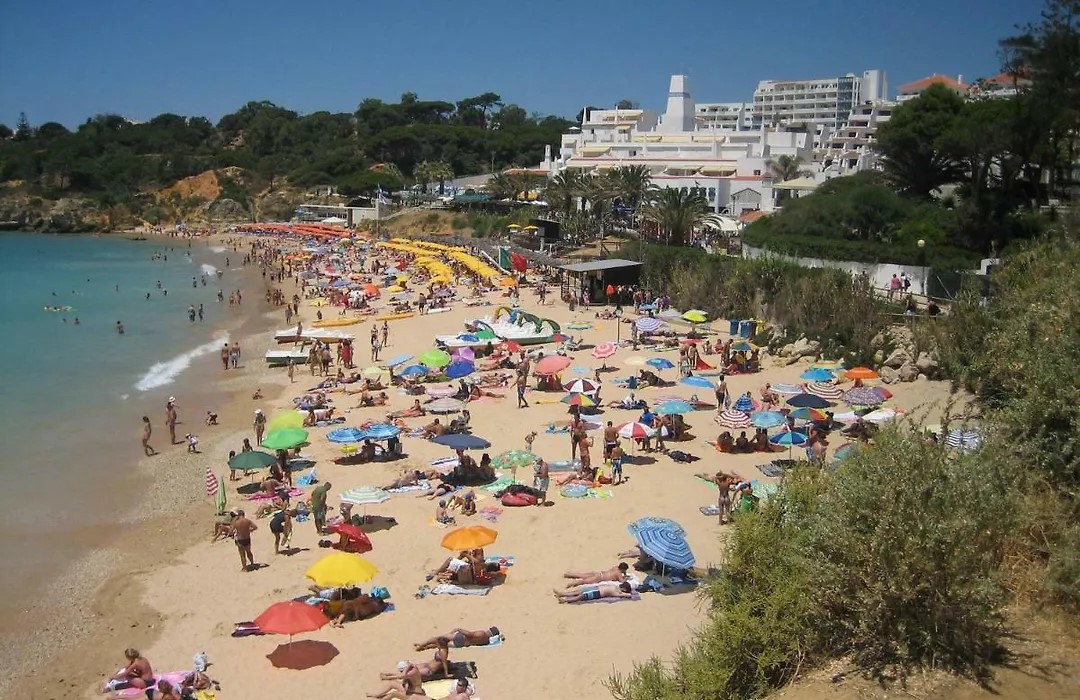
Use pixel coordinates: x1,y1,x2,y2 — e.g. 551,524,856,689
247,487,304,502
484,555,515,567
387,480,431,494
757,463,785,478
478,506,502,522
699,505,722,516
109,671,189,697
480,477,515,493
313,417,346,427
423,678,482,700
568,590,641,604
430,583,492,596
296,467,317,487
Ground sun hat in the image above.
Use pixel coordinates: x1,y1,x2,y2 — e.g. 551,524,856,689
255,409,263,414
396,661,409,672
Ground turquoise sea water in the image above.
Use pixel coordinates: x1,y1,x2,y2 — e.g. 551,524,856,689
0,232,244,610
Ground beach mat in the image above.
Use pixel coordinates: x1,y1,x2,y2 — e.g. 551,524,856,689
431,584,491,596
387,480,431,494
699,505,721,516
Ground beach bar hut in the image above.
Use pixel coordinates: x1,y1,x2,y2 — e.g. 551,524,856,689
558,259,643,304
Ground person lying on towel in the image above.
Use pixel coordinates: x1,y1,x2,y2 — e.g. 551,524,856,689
414,626,503,653
553,582,633,603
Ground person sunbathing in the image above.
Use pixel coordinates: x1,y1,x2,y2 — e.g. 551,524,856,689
428,551,474,584
434,499,456,525
105,648,154,691
414,626,503,652
562,562,629,586
368,661,424,699
212,511,236,542
331,593,388,627
553,582,634,603
418,478,455,500
388,399,425,419
370,391,389,406
733,431,752,453
382,470,424,490
378,657,476,685
422,419,445,438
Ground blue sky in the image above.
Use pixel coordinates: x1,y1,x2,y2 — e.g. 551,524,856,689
0,0,1038,128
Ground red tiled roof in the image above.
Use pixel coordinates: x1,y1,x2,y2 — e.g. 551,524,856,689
898,74,969,93
740,210,769,223
982,71,1030,86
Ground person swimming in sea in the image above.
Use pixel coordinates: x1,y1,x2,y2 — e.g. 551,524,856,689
116,321,124,334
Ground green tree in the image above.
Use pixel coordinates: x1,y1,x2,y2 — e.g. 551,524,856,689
606,165,654,211
766,154,810,182
0,123,12,139
485,172,517,200
14,112,32,141
639,187,712,245
876,83,967,198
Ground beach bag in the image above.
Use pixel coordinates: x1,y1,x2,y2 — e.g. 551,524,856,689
370,586,391,600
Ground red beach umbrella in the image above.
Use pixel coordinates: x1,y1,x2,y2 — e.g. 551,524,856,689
534,355,572,376
327,523,373,553
591,342,617,359
254,601,329,640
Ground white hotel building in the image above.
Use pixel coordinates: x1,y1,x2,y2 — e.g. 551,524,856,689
539,75,813,216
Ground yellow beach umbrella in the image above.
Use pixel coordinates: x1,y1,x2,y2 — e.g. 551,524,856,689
386,285,405,293
267,410,304,433
305,553,379,588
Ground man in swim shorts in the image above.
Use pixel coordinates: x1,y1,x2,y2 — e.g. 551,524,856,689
231,510,257,571
414,626,503,653
553,582,633,603
562,562,629,587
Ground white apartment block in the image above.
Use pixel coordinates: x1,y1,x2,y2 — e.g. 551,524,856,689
540,75,814,216
695,102,754,131
751,70,888,134
819,101,896,177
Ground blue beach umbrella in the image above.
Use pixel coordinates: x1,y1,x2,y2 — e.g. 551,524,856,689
842,387,885,407
751,411,786,429
681,376,713,389
327,427,366,443
398,364,428,377
786,393,834,409
770,431,809,447
361,424,402,440
632,525,696,570
732,394,756,413
386,353,413,367
638,303,657,311
627,516,686,537
656,400,693,416
647,357,675,371
799,368,836,382
431,434,492,450
635,317,664,333
445,360,476,379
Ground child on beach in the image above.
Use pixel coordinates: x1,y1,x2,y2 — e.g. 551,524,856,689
185,433,200,453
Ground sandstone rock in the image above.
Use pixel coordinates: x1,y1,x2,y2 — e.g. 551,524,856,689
871,332,885,349
205,198,248,222
873,350,884,365
898,361,919,382
915,353,939,377
879,366,900,384
883,347,912,369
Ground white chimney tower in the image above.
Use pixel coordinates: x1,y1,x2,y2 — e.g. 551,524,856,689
659,75,695,133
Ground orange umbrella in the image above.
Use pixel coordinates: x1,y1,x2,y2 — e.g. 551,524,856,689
844,367,880,381
441,525,498,551
363,283,379,296
534,355,573,376
254,601,329,640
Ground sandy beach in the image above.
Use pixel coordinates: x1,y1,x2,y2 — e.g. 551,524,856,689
10,235,961,700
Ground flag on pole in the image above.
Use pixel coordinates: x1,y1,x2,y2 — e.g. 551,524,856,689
205,467,219,497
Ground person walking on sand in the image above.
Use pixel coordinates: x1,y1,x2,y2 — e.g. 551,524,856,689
141,416,155,456
220,343,230,371
287,358,296,383
231,510,257,571
165,398,179,445
311,481,332,534
254,409,267,446
381,320,389,347
230,341,241,369
516,373,529,408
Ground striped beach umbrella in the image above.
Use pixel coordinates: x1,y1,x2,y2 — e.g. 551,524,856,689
616,421,656,439
732,394,757,413
770,430,808,447
635,317,664,333
769,383,804,395
946,429,982,452
716,409,753,429
360,424,401,440
591,342,618,359
425,385,457,398
491,449,541,470
751,411,786,428
561,392,597,407
327,427,366,443
806,382,844,400
340,486,390,506
842,387,884,407
632,524,695,570
426,398,467,414
788,407,827,422
205,467,219,497
563,378,600,394
627,516,686,537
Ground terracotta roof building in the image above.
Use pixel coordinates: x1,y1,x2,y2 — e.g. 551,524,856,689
897,74,970,102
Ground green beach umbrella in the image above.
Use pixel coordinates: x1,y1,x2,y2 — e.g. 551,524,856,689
419,349,452,368
215,475,228,515
262,428,309,450
491,449,541,469
267,410,305,433
228,450,278,471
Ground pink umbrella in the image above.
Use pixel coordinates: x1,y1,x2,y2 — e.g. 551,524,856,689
616,421,657,439
715,409,753,429
534,355,572,376
591,342,617,359
452,347,475,362
425,385,457,398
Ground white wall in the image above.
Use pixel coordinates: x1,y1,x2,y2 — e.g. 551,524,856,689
741,244,930,292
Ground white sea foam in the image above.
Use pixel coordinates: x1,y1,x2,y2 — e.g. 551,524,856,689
210,246,227,253
200,263,219,276
134,335,228,391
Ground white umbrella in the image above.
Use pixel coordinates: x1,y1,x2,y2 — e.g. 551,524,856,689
427,397,467,414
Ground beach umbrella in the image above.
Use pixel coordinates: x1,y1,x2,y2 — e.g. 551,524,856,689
386,353,413,367
616,421,656,439
842,387,884,407
561,392,596,407
305,553,379,588
262,428,309,450
425,385,457,398
623,355,648,366
627,516,686,537
716,409,753,428
534,355,572,376
563,378,599,394
431,434,492,450
327,427,366,444
682,310,708,324
656,400,694,415
445,360,476,379
491,449,541,470
647,357,675,371
215,474,227,515
870,386,893,400
398,364,428,377
786,393,834,409
451,347,476,362
638,303,656,311
844,367,879,381
498,278,517,288
769,383,804,395
339,487,389,507
362,365,386,377
805,382,844,401
441,525,498,551
254,601,329,641
591,342,618,359
770,431,808,451
800,368,836,382
419,349,452,368
427,397,467,414
363,283,379,296
681,376,713,389
730,341,759,353
267,410,305,432
632,525,696,570
566,322,593,330
788,407,828,422
205,467,219,497
946,429,982,452
635,317,664,333
326,522,373,552
862,408,901,424
228,450,278,470
732,394,757,413
751,411,786,429
360,424,401,440
811,359,846,370
385,285,405,293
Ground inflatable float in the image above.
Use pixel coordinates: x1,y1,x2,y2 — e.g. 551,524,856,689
311,318,363,328
375,312,416,322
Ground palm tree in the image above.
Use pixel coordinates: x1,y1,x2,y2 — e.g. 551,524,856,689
606,165,655,211
412,161,433,191
767,154,811,182
485,172,517,201
543,170,588,217
639,187,713,246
